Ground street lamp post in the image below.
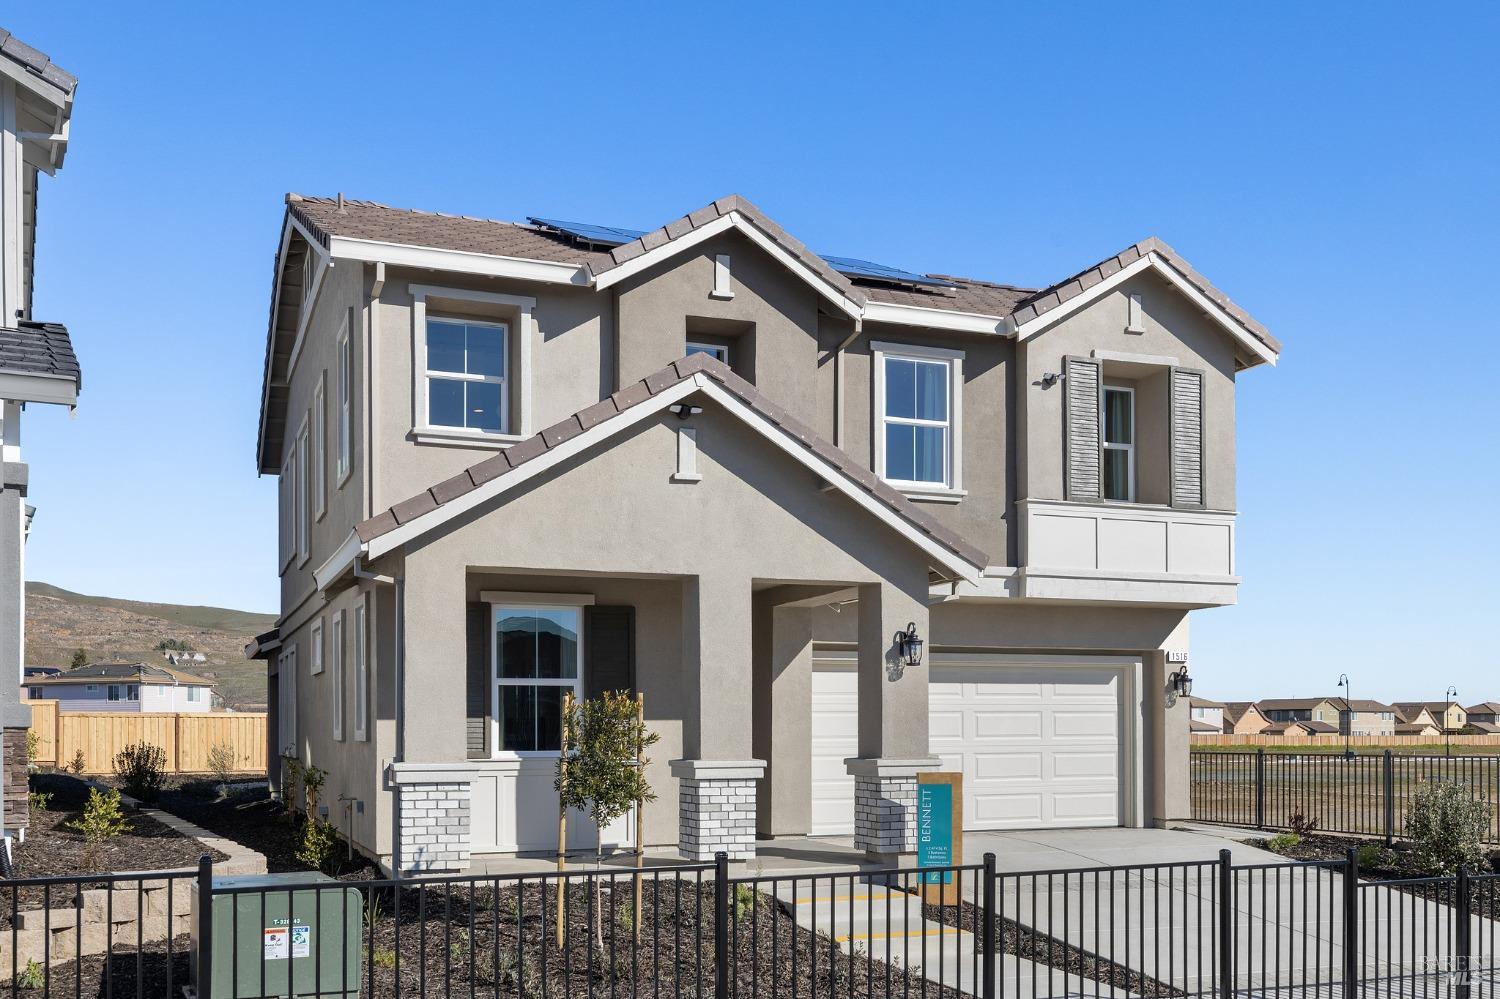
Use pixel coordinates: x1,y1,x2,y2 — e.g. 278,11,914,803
1337,673,1353,759
1446,685,1458,758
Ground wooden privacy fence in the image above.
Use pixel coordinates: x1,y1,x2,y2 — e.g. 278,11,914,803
27,701,266,774
1192,732,1500,748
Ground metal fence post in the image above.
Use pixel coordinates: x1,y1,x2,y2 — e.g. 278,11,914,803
197,853,214,999
1217,848,1234,999
714,851,729,999
1254,749,1266,828
1383,750,1395,845
982,852,997,999
1343,847,1360,999
1456,864,1473,999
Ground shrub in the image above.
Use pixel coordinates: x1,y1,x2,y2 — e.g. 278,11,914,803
17,959,43,989
1355,842,1395,870
113,743,167,802
281,755,304,817
28,790,52,812
302,764,327,821
1267,832,1301,852
372,948,396,969
295,817,341,872
206,743,237,797
1288,811,1319,837
1406,779,1489,874
24,730,40,771
68,749,86,775
67,786,133,860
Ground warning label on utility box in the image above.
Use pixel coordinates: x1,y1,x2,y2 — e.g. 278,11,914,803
291,924,312,959
264,927,289,961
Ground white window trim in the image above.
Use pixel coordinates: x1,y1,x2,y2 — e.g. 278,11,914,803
422,315,510,434
410,285,535,445
309,617,324,675
335,317,352,487
685,341,729,364
1102,384,1136,503
278,646,297,754
312,372,327,521
353,595,369,742
187,686,201,702
331,608,345,741
279,448,295,571
871,341,965,502
482,592,591,760
295,415,311,566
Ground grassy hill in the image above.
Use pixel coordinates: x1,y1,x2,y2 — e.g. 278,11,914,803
24,582,276,710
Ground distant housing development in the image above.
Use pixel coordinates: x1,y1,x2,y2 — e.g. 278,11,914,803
26,662,216,712
1195,696,1497,737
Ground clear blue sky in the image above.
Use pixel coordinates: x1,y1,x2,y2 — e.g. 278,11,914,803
8,4,1497,702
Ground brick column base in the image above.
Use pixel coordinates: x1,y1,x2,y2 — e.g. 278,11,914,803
846,759,940,857
668,759,766,862
388,764,476,874
3,728,30,836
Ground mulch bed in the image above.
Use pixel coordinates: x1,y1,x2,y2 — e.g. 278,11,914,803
7,773,225,911
1,934,192,997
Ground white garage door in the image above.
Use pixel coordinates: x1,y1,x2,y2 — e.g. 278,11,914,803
809,660,1124,835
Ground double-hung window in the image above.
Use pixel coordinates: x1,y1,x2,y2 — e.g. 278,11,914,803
107,685,121,702
335,319,351,484
874,343,963,493
331,609,345,741
353,596,369,742
312,374,326,519
127,685,139,702
295,416,310,564
1102,386,1135,502
492,605,582,754
187,686,201,703
426,318,507,434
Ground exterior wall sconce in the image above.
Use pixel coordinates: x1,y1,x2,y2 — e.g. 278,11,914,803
895,623,924,669
1169,667,1192,699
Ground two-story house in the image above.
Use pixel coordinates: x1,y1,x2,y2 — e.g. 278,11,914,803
1258,698,1341,727
1187,696,1225,734
0,29,80,860
1335,700,1396,737
1392,702,1459,737
1464,703,1499,734
26,662,215,712
1222,702,1271,735
249,193,1281,873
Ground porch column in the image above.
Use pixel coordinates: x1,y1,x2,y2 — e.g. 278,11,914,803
752,598,813,838
847,577,936,858
671,572,763,861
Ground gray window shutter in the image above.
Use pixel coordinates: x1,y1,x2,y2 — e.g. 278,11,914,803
465,603,489,758
1170,367,1205,508
1064,356,1102,502
585,606,635,700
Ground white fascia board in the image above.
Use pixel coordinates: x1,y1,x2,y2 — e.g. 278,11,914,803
1013,253,1279,367
328,235,589,286
256,216,296,472
313,530,362,591
0,370,77,406
694,379,984,585
364,378,703,559
0,60,70,116
862,300,1008,335
285,216,334,377
592,213,864,320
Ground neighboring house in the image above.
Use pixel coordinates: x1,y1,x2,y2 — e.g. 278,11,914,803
1187,696,1225,734
248,192,1281,873
26,662,215,712
1222,701,1271,735
1393,700,1466,733
0,29,79,858
1464,703,1500,734
1333,699,1396,737
1265,719,1339,736
1258,698,1342,727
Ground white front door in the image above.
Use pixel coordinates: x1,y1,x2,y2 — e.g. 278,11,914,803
809,657,1131,835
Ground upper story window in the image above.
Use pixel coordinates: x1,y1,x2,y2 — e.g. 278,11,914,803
426,318,508,434
872,342,964,497
686,341,728,365
1102,386,1135,502
187,686,201,702
335,318,352,484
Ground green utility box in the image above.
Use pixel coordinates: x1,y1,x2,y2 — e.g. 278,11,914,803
191,872,363,998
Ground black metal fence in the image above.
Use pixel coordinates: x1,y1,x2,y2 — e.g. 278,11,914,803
7,850,1500,997
1192,749,1500,843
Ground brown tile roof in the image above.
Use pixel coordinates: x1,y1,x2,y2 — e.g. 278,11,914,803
1010,237,1282,355
1256,698,1338,711
1396,723,1439,735
1264,719,1338,735
1466,703,1500,714
1223,701,1264,723
286,195,1036,318
33,661,214,686
355,352,989,572
1187,695,1227,709
1391,703,1435,724
0,27,77,97
1189,719,1220,733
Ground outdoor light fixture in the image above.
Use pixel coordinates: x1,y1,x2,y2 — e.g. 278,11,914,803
668,404,703,420
1170,667,1193,698
895,622,924,668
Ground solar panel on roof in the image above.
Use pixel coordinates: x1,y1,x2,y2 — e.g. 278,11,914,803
820,255,956,288
528,217,648,247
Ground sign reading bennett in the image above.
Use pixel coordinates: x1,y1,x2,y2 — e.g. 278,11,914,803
916,772,963,904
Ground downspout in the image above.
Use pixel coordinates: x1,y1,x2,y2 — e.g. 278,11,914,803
366,262,385,519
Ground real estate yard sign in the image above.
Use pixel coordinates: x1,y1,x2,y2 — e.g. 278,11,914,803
917,772,962,905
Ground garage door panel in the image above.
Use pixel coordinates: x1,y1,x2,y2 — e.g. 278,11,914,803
1050,792,1119,823
973,710,1043,739
929,709,966,740
972,752,1043,781
1050,751,1117,780
1050,710,1118,739
973,793,1043,825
